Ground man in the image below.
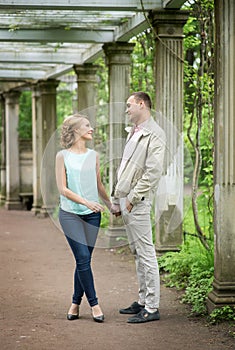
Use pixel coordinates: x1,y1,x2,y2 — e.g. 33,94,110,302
111,92,166,323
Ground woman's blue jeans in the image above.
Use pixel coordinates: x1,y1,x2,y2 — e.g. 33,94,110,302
59,208,101,307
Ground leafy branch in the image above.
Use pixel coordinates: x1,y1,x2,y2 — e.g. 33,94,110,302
185,0,214,250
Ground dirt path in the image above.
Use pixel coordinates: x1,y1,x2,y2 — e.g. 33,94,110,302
0,208,234,350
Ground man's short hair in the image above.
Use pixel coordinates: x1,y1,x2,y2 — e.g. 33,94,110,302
130,92,152,109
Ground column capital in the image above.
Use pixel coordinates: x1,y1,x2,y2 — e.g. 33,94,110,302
74,63,99,75
149,10,189,38
73,63,99,84
33,79,59,95
3,90,21,104
103,42,135,65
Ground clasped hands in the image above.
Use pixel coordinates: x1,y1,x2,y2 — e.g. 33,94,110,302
110,204,121,217
110,199,133,217
86,199,133,216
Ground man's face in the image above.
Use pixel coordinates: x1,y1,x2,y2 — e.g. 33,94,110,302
125,96,142,124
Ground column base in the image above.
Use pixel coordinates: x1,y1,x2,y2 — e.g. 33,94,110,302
155,205,183,255
155,245,181,257
0,194,6,205
31,204,54,217
105,226,127,249
207,279,235,313
5,198,22,210
37,205,55,218
31,204,42,216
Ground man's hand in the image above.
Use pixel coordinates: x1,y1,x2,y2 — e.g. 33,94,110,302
126,199,133,212
110,204,122,217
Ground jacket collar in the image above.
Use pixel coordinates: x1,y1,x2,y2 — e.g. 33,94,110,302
125,116,153,136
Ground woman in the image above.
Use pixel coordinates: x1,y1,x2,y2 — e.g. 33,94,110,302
56,113,111,323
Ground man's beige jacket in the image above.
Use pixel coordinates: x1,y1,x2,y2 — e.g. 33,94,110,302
113,116,166,205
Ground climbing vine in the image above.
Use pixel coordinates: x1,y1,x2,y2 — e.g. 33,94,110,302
183,0,214,249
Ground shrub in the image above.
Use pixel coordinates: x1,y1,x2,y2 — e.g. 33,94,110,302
158,237,214,315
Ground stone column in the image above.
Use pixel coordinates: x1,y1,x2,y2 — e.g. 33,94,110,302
103,42,135,246
150,10,189,254
4,91,22,209
207,0,235,311
31,79,59,216
0,95,6,203
73,63,98,145
31,87,41,215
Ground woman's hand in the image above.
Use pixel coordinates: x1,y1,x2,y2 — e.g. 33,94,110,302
84,200,104,213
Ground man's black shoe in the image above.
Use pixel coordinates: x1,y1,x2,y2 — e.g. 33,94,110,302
127,308,160,323
119,301,145,314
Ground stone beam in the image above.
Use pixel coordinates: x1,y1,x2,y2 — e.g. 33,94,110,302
0,12,148,65
0,51,83,64
0,69,47,80
82,45,103,63
115,12,148,41
0,13,149,45
0,28,114,43
0,0,162,11
44,65,73,79
0,65,74,81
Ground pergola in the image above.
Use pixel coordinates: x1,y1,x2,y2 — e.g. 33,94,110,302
0,0,234,312
0,0,186,84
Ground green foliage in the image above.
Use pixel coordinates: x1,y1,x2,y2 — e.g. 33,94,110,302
96,56,109,106
182,0,215,250
56,84,75,125
19,91,32,139
100,209,110,228
159,190,214,316
158,237,214,315
183,193,213,241
8,24,20,32
159,237,214,289
130,29,156,108
209,306,235,326
182,266,214,315
183,0,214,188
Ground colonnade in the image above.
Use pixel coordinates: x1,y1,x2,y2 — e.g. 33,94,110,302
0,4,234,310
0,9,194,250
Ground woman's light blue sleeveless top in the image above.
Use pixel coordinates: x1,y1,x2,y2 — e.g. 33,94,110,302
60,149,99,215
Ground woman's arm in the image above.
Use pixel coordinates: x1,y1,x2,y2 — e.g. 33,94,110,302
55,151,104,212
96,153,112,210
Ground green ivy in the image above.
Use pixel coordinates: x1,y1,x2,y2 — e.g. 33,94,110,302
182,266,214,315
209,306,235,326
158,236,214,314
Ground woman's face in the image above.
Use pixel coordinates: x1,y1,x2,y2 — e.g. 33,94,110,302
76,118,93,140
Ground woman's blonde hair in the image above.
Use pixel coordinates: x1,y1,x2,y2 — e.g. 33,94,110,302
60,113,88,148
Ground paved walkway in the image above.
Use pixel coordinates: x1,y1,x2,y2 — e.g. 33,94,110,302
0,208,234,350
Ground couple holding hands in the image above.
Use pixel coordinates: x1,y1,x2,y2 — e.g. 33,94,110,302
55,92,166,324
